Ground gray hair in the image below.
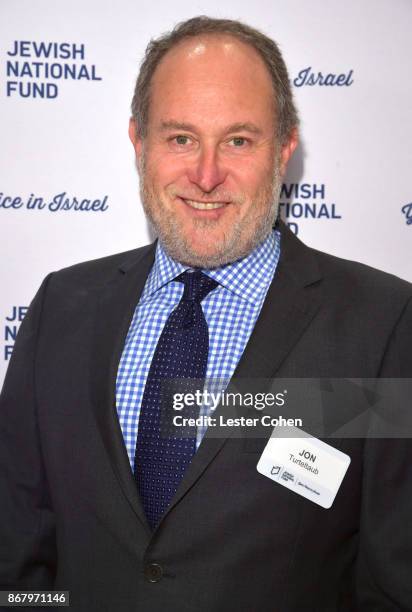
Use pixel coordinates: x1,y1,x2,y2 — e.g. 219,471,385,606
131,15,299,144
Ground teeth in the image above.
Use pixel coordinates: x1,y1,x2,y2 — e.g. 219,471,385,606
184,199,226,210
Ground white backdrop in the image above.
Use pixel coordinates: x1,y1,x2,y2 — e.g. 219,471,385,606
1,0,411,384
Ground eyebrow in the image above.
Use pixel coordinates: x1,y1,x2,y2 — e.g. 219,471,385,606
159,120,262,135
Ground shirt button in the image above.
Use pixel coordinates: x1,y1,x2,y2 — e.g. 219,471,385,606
144,562,163,583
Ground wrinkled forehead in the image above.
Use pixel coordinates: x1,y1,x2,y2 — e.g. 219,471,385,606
156,33,271,79
148,33,276,127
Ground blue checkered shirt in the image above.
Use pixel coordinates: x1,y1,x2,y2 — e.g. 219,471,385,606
116,229,281,471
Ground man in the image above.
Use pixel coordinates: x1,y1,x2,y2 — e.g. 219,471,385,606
0,15,411,612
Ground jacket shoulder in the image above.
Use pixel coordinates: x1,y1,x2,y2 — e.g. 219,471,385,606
46,243,155,290
279,221,411,303
311,246,412,302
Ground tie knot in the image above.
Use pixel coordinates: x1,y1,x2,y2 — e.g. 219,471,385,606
177,270,218,303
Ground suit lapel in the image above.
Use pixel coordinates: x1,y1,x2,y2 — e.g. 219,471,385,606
159,223,323,522
89,225,324,534
233,224,323,379
90,243,156,534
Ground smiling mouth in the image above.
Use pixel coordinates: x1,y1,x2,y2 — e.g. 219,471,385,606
182,198,227,210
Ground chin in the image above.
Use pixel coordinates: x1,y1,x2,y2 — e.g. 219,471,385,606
164,238,251,269
172,247,228,269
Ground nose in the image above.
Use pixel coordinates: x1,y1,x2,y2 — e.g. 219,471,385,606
187,145,227,194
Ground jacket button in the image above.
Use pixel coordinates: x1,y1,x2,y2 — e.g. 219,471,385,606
144,562,163,583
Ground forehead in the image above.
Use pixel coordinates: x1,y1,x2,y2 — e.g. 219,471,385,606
148,34,275,129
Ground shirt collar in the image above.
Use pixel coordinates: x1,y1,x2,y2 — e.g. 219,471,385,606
143,229,280,305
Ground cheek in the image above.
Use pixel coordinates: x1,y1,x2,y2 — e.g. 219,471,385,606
228,151,274,185
149,156,189,190
228,165,269,196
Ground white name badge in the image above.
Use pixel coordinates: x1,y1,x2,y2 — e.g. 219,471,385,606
256,426,350,509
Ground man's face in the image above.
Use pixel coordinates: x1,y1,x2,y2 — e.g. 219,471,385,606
130,34,297,267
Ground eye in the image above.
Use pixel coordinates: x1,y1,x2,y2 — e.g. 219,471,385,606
229,136,248,147
174,135,191,146
167,134,196,152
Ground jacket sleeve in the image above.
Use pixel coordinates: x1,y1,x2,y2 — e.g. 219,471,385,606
0,274,57,593
357,295,412,609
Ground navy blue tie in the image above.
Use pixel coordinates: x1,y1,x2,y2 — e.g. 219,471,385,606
134,270,218,529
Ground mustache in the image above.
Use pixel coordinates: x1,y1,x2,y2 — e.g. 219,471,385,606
168,187,246,204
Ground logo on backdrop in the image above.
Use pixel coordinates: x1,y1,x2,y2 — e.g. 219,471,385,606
0,191,109,212
279,183,342,235
293,67,354,87
5,40,102,99
3,306,27,361
401,203,412,225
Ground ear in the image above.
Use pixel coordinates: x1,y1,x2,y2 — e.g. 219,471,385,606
128,118,143,160
279,127,298,176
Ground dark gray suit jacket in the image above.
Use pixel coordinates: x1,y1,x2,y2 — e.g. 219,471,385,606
1,222,411,611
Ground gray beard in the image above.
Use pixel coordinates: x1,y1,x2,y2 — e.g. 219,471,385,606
138,157,282,269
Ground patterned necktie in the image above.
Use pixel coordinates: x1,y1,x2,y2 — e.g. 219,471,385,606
134,269,218,529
